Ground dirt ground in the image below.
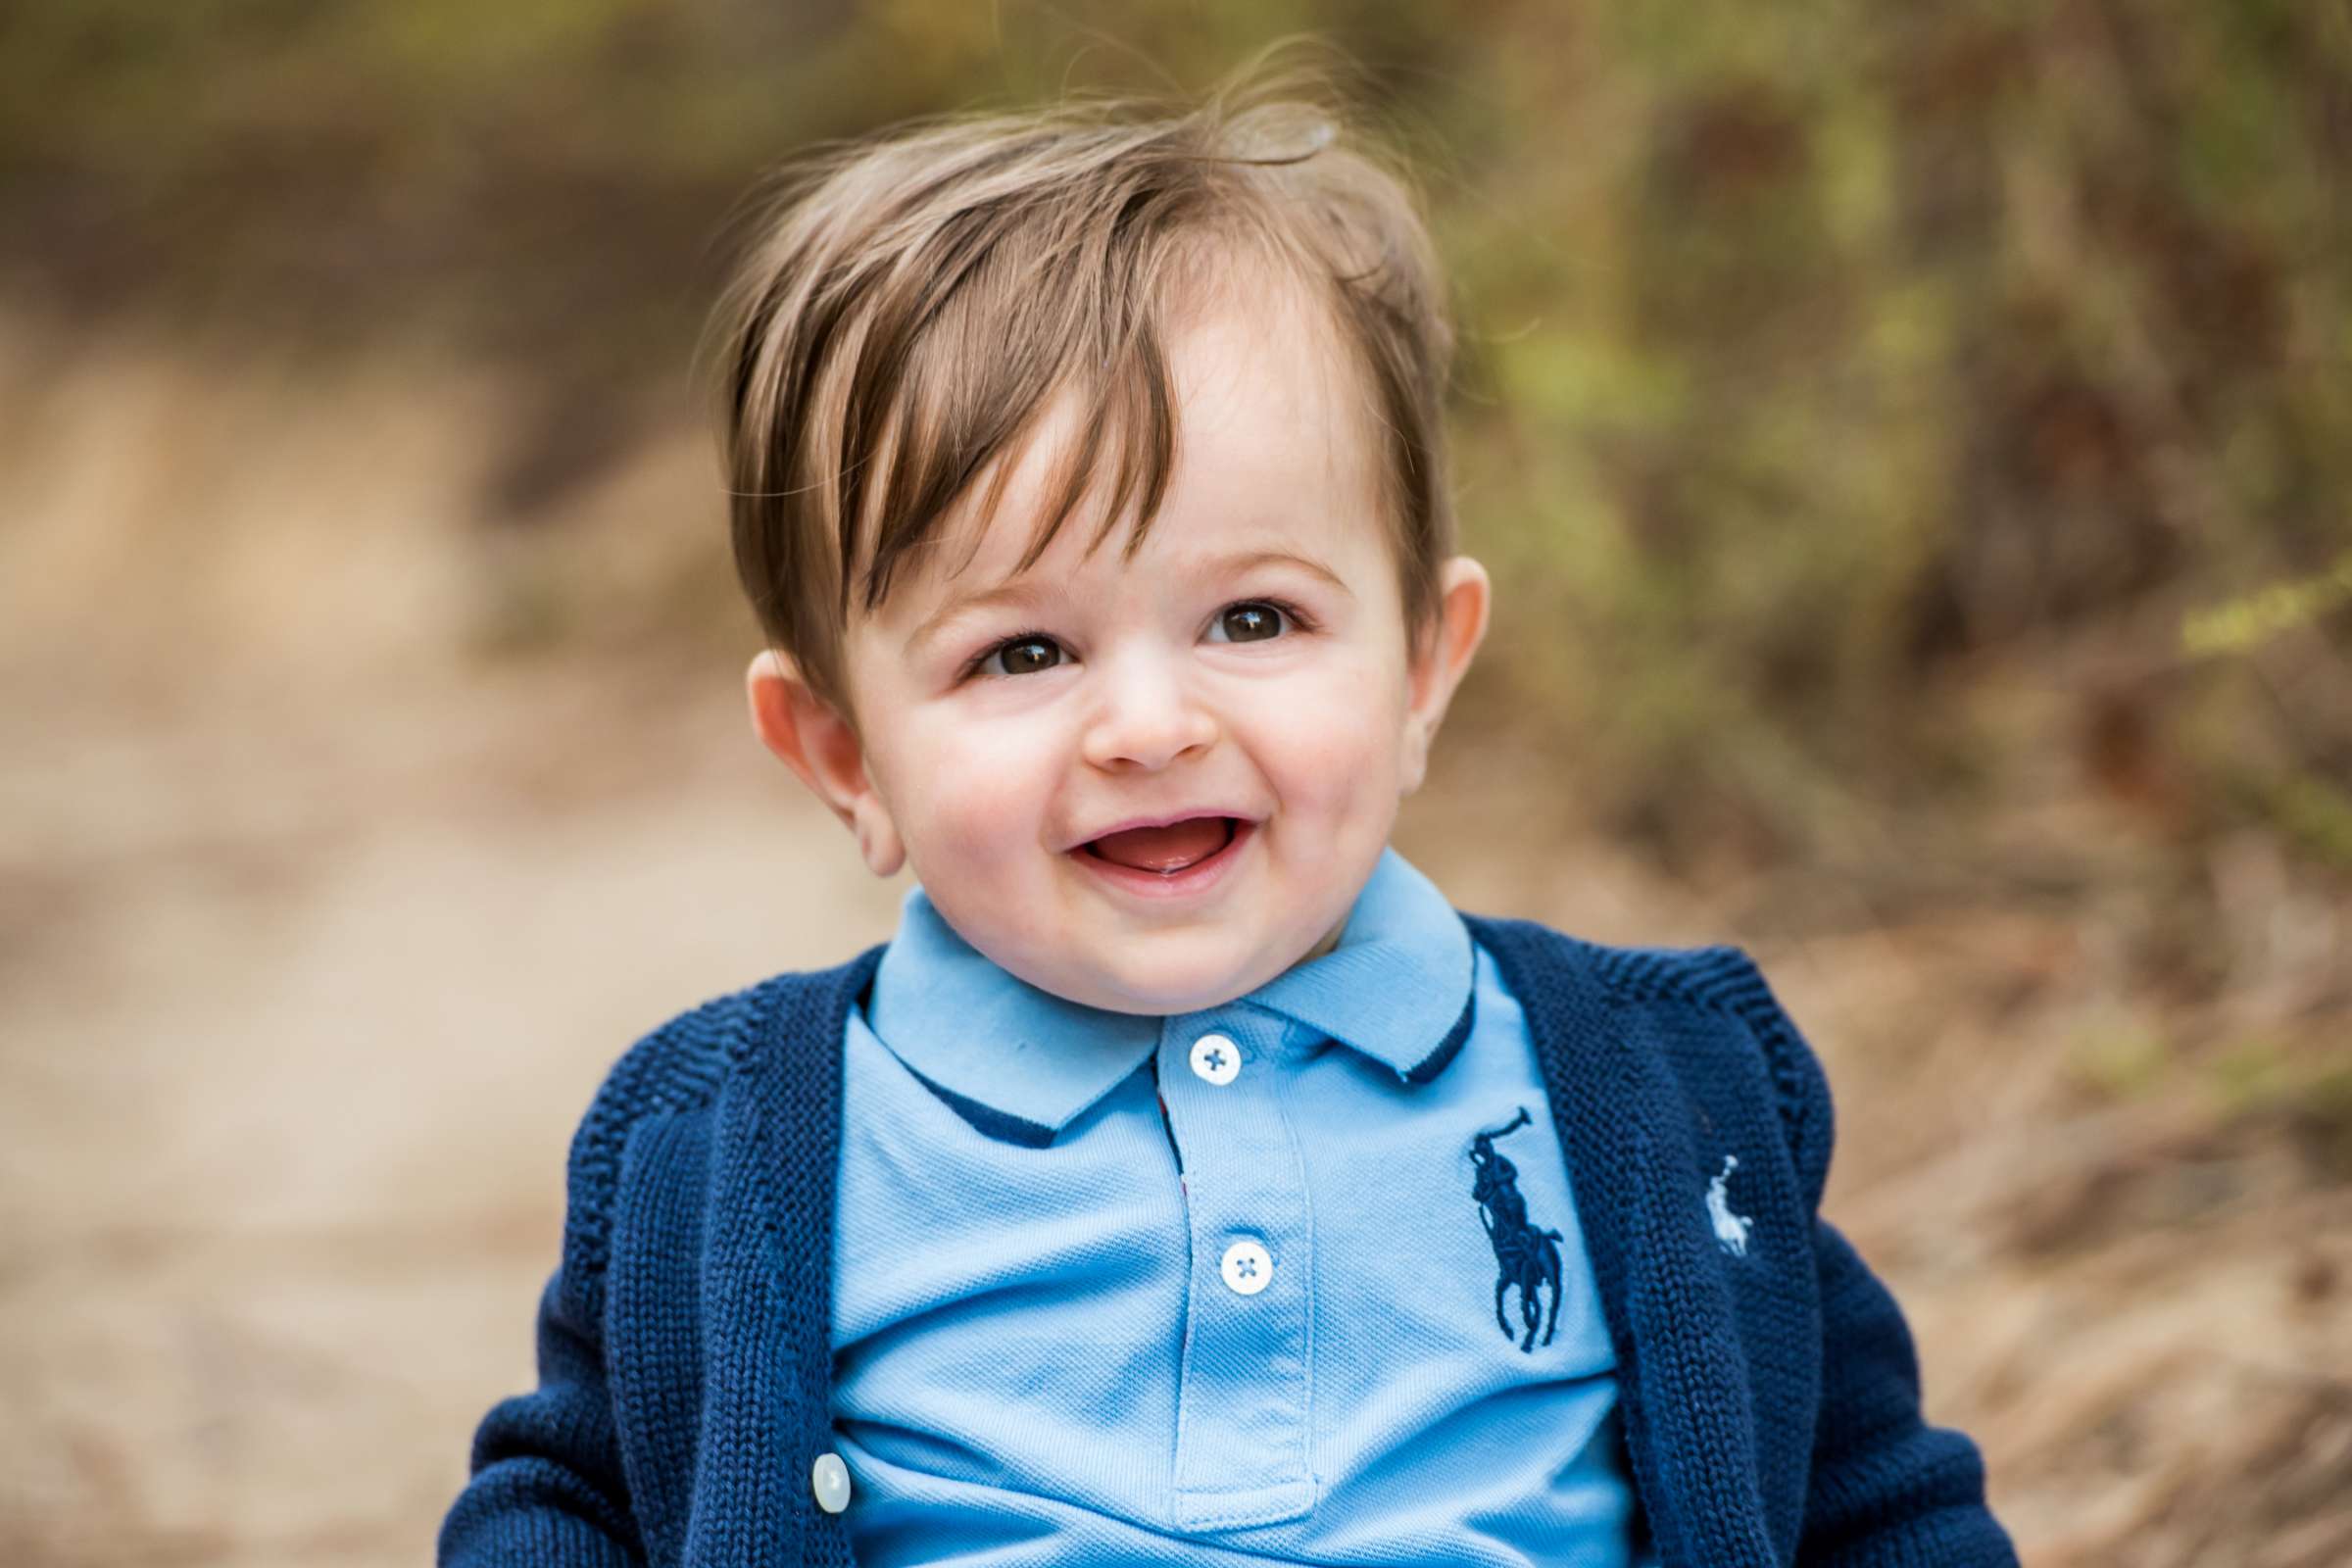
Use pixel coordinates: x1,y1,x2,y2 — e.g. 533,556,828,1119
4,322,2348,1565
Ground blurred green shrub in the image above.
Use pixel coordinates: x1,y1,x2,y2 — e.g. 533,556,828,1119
5,0,2346,916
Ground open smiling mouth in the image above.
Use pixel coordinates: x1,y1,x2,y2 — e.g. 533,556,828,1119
1077,816,1248,878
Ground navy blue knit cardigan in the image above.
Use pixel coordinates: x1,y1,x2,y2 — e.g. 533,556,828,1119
439,915,2019,1568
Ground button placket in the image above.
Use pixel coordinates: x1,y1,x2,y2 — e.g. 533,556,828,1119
1155,1011,1314,1530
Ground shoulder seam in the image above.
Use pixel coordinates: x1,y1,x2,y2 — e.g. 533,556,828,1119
558,966,848,1323
1591,940,1820,1191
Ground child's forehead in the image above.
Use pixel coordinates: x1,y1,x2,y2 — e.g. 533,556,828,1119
871,287,1382,618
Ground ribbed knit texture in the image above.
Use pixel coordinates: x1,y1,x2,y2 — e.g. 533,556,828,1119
438,918,2019,1568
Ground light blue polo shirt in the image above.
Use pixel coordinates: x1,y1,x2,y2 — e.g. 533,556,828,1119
828,847,1649,1565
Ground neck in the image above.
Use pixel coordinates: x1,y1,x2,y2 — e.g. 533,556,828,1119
1297,914,1347,966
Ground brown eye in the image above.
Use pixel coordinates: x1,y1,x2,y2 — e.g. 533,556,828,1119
986,636,1063,676
1211,602,1289,644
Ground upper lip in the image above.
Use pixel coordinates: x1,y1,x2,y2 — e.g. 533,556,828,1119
1066,809,1252,852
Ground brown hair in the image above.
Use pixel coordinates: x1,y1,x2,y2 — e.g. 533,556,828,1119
701,58,1455,720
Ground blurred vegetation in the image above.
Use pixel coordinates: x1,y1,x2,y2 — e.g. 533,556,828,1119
5,0,2347,972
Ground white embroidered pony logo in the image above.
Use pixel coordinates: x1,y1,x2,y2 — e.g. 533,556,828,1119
1706,1154,1754,1257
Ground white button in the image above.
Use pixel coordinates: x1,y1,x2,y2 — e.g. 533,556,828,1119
1219,1238,1273,1295
1189,1033,1242,1085
810,1450,852,1513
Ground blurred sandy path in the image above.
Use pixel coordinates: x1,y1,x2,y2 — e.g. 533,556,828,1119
0,662,906,1566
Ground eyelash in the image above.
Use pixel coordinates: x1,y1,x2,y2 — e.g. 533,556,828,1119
957,597,1315,683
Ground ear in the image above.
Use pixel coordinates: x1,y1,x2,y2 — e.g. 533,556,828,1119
745,649,906,877
1399,555,1492,797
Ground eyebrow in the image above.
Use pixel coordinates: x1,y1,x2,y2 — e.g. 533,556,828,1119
905,575,1059,658
904,547,1353,656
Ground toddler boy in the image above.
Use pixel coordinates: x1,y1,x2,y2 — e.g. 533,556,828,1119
440,76,2018,1568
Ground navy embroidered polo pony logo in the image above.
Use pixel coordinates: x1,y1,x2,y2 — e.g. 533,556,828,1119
1468,1106,1564,1352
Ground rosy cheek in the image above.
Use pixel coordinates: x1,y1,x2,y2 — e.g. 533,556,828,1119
911,725,1053,859
1274,674,1399,793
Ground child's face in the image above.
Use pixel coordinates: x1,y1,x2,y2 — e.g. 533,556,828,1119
751,281,1489,1015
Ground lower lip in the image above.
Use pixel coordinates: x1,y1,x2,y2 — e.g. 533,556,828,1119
1070,818,1255,902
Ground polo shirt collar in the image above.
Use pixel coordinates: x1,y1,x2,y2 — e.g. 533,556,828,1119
863,846,1477,1145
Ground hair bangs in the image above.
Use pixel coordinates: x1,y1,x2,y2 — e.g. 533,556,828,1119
852,194,1195,619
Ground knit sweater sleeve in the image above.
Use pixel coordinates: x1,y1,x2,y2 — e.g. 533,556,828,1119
436,1260,644,1567
1713,948,2024,1568
436,1009,733,1568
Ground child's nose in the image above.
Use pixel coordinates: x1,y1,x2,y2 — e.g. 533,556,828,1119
1079,648,1218,772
